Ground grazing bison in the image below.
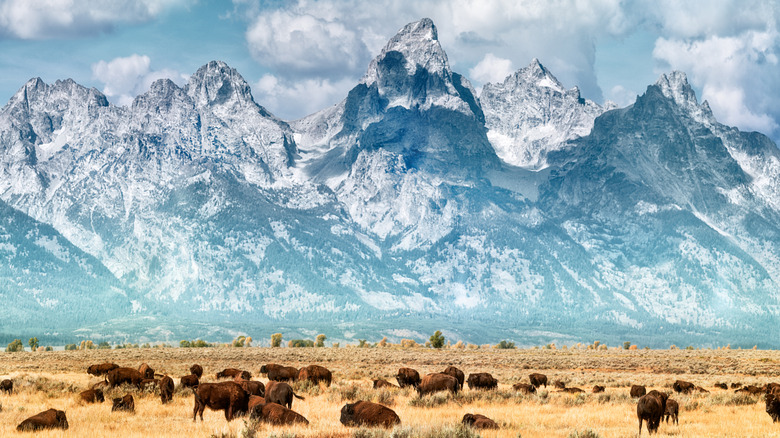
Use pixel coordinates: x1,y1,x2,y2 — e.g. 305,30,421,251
181,374,199,389
442,366,465,390
513,383,536,394
340,400,401,428
107,367,144,388
631,385,647,398
467,372,498,390
665,398,679,425
216,368,245,380
264,381,305,409
259,363,296,382
248,395,266,411
418,373,459,396
731,382,742,389
87,362,119,376
235,378,265,397
592,385,606,393
561,387,585,393
251,402,309,425
138,363,155,379
373,379,398,389
767,390,780,422
160,375,174,404
79,388,104,403
112,394,135,412
715,383,728,390
462,413,499,429
637,390,668,435
694,385,709,393
298,365,333,387
529,373,547,388
737,385,763,395
396,367,421,388
1,378,12,394
16,409,68,431
190,364,203,378
553,380,566,389
673,380,695,394
193,382,249,421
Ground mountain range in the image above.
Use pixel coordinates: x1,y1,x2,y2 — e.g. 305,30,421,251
1,18,779,347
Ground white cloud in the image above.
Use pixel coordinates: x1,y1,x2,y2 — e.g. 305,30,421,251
253,74,356,120
92,54,187,106
606,85,638,108
469,53,514,86
0,0,193,39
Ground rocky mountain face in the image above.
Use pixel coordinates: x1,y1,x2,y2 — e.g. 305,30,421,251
0,19,779,346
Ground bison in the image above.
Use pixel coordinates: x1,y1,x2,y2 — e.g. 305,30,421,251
467,372,498,390
462,413,499,429
190,364,203,378
235,378,265,397
107,367,144,388
637,390,668,435
553,380,566,389
138,363,155,379
298,364,332,386
631,385,647,398
264,381,305,409
767,390,780,422
373,379,398,389
529,373,547,388
251,402,309,425
665,398,679,425
216,368,245,380
418,373,459,396
714,382,728,390
731,382,742,389
193,382,249,421
766,383,780,394
181,374,199,389
396,367,421,388
592,385,606,393
87,362,119,376
513,383,536,394
561,387,585,393
16,409,68,431
160,375,174,404
112,394,135,412
79,388,104,403
737,385,763,395
340,400,400,428
673,380,695,394
442,366,465,390
248,395,266,411
1,378,12,394
260,364,297,382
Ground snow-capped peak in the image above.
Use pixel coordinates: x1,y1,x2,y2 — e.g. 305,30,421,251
185,60,255,108
655,71,698,108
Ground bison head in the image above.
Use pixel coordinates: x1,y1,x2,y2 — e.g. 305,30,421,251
55,411,69,430
462,413,477,425
340,402,357,425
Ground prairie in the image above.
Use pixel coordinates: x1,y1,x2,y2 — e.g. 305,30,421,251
1,347,779,437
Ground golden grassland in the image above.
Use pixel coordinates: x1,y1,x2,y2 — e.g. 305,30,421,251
1,347,780,437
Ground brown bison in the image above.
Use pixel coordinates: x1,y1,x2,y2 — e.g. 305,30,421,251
107,367,144,388
248,395,266,411
631,385,647,398
79,388,104,403
731,382,742,389
767,390,780,422
396,367,421,388
418,373,459,396
261,364,297,382
561,387,585,393
592,385,606,393
87,362,119,376
1,378,12,394
216,368,245,380
665,398,679,425
513,383,536,394
637,390,668,435
714,383,728,390
298,364,333,386
235,378,265,397
190,364,203,378
112,394,135,412
16,408,68,431
442,366,465,390
160,375,174,404
529,373,547,388
138,363,155,379
264,381,305,409
340,400,401,428
251,402,309,425
467,372,498,390
193,382,249,421
373,379,398,389
462,413,499,429
553,380,566,389
673,380,695,394
737,385,763,395
181,374,199,389
766,382,780,394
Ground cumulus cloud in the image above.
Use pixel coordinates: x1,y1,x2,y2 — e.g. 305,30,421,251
253,74,356,120
469,54,514,86
92,54,187,106
0,0,192,39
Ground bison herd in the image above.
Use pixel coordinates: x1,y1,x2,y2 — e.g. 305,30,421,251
3,361,780,434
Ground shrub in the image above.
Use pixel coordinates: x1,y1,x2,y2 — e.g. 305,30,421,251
353,428,389,438
288,339,314,348
400,339,418,348
568,429,602,438
391,424,480,438
623,341,631,350
357,339,369,348
6,339,23,352
378,337,388,347
408,394,450,408
28,337,39,351
316,334,327,347
180,340,191,348
496,340,516,349
232,336,247,347
271,333,283,348
563,393,588,406
429,331,445,349
64,344,77,351
97,341,111,349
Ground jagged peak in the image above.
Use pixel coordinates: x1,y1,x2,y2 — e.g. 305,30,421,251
654,71,698,107
185,60,255,108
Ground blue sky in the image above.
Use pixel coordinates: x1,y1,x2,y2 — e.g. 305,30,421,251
0,0,778,143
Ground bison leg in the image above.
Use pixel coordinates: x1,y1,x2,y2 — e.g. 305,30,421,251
638,417,643,436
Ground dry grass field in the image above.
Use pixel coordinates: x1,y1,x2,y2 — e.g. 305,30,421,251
1,347,780,437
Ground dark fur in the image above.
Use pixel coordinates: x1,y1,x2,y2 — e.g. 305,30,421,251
467,372,498,390
731,382,742,389
529,373,547,388
87,362,119,376
561,387,584,393
264,381,305,409
160,375,174,404
664,398,679,425
637,390,668,435
190,364,203,378
513,383,536,394
767,390,780,422
631,385,647,398
592,385,606,393
553,380,566,389
396,367,421,388
112,394,135,412
462,413,499,429
418,373,459,396
251,402,309,425
181,374,199,389
215,368,244,380
0,378,12,394
298,364,333,386
106,367,144,388
248,395,265,411
373,379,398,389
340,400,400,428
193,382,249,421
442,366,465,390
79,388,104,403
736,385,763,395
235,378,265,397
261,364,297,382
714,382,728,390
16,409,68,431
673,380,695,394
138,363,155,379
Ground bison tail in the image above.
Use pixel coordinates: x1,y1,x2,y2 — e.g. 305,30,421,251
293,392,305,400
